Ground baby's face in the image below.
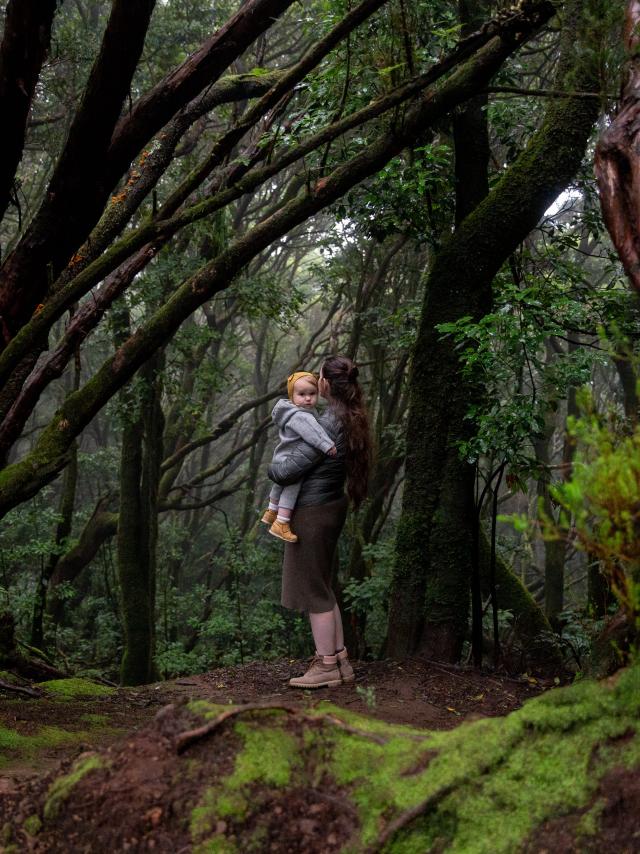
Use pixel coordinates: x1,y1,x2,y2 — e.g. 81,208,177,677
292,378,318,408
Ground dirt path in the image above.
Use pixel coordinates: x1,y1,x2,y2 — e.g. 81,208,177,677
162,657,547,727
0,658,547,784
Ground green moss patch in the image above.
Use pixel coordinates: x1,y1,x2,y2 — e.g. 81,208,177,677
187,699,229,719
79,712,110,725
190,721,299,842
325,664,640,852
22,815,42,837
0,723,90,767
182,671,639,852
44,755,106,821
39,678,116,700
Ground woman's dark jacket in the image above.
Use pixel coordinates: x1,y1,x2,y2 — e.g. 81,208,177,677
267,407,346,507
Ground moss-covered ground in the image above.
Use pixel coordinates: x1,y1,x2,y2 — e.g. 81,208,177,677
0,677,139,773
0,663,636,852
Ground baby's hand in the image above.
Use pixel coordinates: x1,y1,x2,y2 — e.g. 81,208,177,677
327,445,337,457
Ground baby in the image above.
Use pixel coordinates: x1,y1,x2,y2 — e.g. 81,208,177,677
262,371,336,542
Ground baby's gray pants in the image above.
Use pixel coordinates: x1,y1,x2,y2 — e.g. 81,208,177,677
269,481,302,510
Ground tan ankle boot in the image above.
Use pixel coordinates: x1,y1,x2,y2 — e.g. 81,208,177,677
289,654,342,688
269,519,298,542
261,508,277,525
336,647,354,682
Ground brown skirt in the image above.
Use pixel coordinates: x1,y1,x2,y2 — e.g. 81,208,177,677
281,495,349,612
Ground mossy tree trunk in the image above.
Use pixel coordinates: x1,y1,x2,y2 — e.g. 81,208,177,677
533,400,567,627
30,442,78,649
386,0,601,661
117,342,164,686
453,0,491,665
30,349,82,648
478,528,563,672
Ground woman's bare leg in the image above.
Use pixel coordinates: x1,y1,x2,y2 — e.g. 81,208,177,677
309,602,345,655
309,610,336,656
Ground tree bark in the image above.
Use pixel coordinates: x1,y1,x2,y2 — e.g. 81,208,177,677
453,0,491,666
47,501,118,624
0,0,58,221
0,0,157,342
30,443,78,648
478,528,563,673
595,0,640,293
117,350,164,687
386,0,601,661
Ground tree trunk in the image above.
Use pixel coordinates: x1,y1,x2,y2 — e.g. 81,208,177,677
587,555,611,619
117,348,164,686
47,501,118,625
0,0,58,220
479,529,563,673
30,443,78,648
117,408,150,685
386,0,601,661
453,0,491,666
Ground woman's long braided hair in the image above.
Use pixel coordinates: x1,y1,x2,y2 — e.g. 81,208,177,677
321,355,371,509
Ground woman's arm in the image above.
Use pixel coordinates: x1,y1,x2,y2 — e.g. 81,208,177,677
267,441,323,486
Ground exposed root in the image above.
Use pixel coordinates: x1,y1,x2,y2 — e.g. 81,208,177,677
175,701,388,753
367,781,458,853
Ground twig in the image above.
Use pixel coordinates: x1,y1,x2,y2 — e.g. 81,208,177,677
91,675,119,688
303,711,387,745
419,659,470,682
175,701,387,753
0,679,42,698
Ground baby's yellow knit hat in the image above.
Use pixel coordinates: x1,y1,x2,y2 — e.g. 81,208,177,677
287,371,317,401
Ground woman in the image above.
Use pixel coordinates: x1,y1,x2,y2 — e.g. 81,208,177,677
268,355,371,688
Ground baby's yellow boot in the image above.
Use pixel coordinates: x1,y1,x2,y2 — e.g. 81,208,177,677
269,519,298,542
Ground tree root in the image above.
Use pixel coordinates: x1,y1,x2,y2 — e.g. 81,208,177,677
369,752,503,852
367,781,458,853
175,701,388,753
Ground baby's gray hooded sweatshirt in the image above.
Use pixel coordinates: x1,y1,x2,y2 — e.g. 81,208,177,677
270,399,335,464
